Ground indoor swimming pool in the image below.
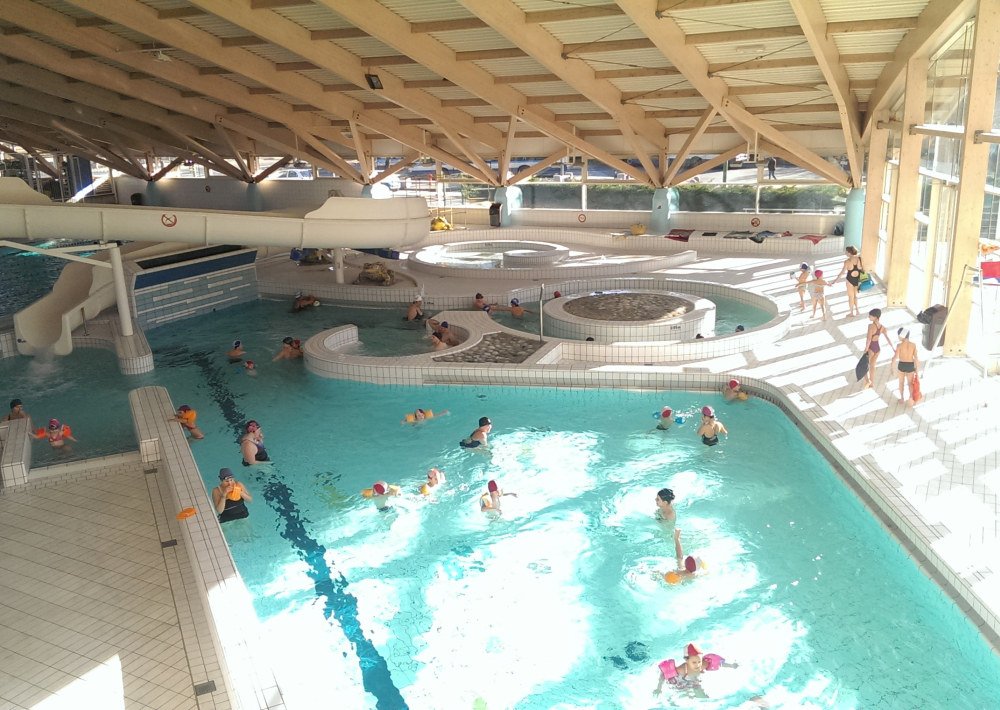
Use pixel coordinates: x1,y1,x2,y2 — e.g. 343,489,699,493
3,300,999,709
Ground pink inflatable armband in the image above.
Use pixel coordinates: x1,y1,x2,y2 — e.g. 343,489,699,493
703,653,724,671
657,659,678,680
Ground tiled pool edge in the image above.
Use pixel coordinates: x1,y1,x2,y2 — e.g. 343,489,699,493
129,386,286,710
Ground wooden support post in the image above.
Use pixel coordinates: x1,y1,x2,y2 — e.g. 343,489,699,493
944,0,1000,355
860,119,889,271
884,55,928,307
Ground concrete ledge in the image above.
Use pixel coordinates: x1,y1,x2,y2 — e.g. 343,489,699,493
72,314,154,374
0,418,32,488
129,385,285,710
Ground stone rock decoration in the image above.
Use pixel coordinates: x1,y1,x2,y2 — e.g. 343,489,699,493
433,332,543,364
563,292,692,321
353,261,395,286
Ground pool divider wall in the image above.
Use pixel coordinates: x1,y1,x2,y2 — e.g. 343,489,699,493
128,386,287,710
0,417,32,487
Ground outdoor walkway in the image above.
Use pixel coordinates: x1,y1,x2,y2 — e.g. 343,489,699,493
0,454,220,710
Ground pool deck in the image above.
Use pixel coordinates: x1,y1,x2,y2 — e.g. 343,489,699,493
2,245,999,709
0,452,231,709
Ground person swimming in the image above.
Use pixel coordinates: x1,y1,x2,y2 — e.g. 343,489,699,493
40,419,77,448
402,408,450,424
430,332,449,351
369,480,400,511
168,405,204,440
427,319,461,346
273,337,303,361
722,379,747,402
695,406,727,446
655,488,676,523
240,421,270,466
422,468,445,494
496,298,535,319
460,417,492,448
293,293,318,311
654,643,742,697
655,406,674,431
213,468,252,523
480,479,517,515
226,340,245,362
405,295,424,321
664,528,706,583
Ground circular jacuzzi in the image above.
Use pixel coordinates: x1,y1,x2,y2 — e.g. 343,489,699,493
543,290,715,342
413,241,569,269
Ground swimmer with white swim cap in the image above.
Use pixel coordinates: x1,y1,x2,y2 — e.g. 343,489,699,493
696,406,727,446
421,468,445,495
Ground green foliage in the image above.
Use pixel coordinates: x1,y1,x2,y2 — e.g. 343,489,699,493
515,183,582,209
675,184,847,212
585,183,655,210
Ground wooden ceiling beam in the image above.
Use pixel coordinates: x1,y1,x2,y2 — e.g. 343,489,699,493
184,0,504,152
328,0,653,184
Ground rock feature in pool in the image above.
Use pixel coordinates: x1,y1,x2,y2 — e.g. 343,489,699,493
563,292,692,321
434,332,543,363
543,290,715,343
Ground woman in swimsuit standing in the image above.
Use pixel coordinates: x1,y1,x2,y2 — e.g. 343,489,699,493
831,246,864,317
890,328,920,406
862,308,894,390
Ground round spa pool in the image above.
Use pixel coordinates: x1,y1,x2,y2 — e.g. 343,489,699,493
543,290,715,342
413,241,569,269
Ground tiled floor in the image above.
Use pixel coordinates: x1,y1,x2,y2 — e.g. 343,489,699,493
0,458,198,710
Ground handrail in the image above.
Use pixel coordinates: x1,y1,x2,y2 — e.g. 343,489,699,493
539,282,544,342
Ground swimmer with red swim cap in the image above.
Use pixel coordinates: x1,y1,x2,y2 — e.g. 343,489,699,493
654,642,750,698
722,379,747,402
696,406,727,446
656,406,674,431
480,479,517,516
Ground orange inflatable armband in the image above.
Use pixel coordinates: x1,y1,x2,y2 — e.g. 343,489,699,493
226,484,243,501
420,484,431,495
35,428,46,439
362,488,374,498
62,425,71,437
175,507,197,520
664,572,681,585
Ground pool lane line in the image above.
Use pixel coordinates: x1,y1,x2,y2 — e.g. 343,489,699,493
187,350,409,710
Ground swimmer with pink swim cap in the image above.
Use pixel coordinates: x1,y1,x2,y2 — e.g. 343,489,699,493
723,379,748,402
653,642,741,696
695,406,727,446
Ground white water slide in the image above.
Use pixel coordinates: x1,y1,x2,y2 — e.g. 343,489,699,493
0,177,429,355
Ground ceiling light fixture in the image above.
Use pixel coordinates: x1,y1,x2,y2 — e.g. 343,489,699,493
734,44,766,55
153,50,171,62
365,73,383,90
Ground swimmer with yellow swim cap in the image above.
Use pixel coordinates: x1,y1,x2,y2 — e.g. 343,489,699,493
402,408,451,425
421,468,445,495
663,529,707,584
722,379,748,402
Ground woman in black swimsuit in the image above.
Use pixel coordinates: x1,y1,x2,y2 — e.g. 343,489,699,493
831,246,863,317
863,309,894,390
213,468,252,523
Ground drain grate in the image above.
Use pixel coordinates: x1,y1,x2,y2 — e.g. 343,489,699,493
160,539,177,548
193,681,216,696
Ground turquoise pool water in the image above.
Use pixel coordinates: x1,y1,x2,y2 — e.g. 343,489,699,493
4,300,1000,709
0,243,96,320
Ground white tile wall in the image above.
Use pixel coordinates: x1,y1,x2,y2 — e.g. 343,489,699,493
0,417,32,487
